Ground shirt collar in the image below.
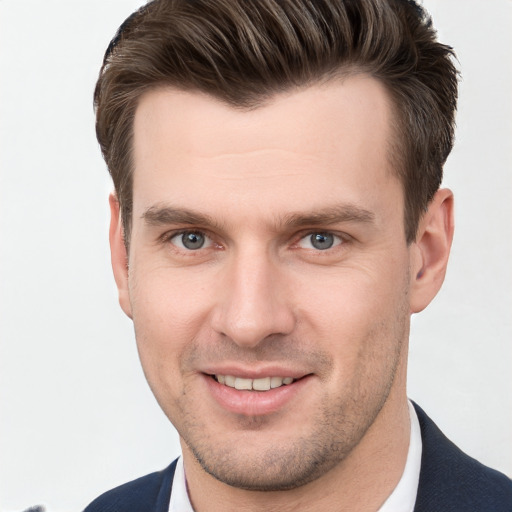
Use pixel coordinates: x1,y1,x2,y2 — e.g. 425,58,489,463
377,400,423,512
168,452,194,512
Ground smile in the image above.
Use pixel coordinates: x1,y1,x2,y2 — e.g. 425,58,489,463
214,375,295,391
205,372,311,416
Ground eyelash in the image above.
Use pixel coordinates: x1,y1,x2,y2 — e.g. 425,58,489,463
295,231,344,251
160,229,217,251
159,229,349,255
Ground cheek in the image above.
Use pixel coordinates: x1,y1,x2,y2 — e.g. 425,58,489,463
130,257,215,324
296,260,410,363
301,262,408,322
128,266,215,376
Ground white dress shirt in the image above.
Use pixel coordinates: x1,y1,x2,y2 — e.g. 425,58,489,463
377,400,422,512
168,452,194,512
169,400,422,512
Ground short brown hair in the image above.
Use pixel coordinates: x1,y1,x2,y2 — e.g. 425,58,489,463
94,0,458,245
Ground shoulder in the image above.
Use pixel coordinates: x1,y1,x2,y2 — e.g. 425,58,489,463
83,460,177,512
413,402,512,512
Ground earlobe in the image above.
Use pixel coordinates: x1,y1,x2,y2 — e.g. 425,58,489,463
109,193,133,319
410,188,454,313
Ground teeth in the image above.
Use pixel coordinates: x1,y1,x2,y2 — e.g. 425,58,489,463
234,377,252,390
225,375,236,387
215,375,295,391
270,376,283,388
253,377,271,391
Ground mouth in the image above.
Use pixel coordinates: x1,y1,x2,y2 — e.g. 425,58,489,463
212,374,296,391
204,372,311,416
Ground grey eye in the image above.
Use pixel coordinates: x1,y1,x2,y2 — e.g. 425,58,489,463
171,231,210,250
183,232,204,249
310,233,334,250
298,232,341,251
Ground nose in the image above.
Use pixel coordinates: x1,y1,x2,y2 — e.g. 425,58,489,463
211,248,296,348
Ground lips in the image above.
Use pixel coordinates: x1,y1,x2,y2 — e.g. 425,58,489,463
204,371,311,416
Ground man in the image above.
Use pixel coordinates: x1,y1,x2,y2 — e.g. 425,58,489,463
84,0,512,511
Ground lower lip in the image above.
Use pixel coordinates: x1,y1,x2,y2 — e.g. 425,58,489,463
204,375,311,416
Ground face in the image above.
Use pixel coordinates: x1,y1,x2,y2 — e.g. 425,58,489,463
117,76,417,490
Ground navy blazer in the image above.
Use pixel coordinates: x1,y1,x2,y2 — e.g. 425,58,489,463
83,403,512,511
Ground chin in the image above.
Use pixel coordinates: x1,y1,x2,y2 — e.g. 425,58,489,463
190,440,343,491
180,410,367,492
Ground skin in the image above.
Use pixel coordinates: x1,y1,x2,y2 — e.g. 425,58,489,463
110,75,454,512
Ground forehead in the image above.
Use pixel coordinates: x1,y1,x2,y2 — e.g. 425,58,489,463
131,76,400,229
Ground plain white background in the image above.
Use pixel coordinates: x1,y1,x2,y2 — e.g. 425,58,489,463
1,1,511,510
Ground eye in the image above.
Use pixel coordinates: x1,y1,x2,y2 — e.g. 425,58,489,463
169,231,212,250
298,232,342,251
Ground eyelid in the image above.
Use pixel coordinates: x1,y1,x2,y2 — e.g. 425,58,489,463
296,231,344,250
173,231,213,250
158,227,350,253
159,228,215,250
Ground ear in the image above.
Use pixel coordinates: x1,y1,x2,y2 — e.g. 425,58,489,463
409,188,454,313
109,193,133,319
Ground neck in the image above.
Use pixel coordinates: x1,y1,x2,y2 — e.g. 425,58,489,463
183,386,411,512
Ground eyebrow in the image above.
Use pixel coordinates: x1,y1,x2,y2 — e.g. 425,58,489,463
281,204,375,228
142,203,376,230
143,205,222,229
